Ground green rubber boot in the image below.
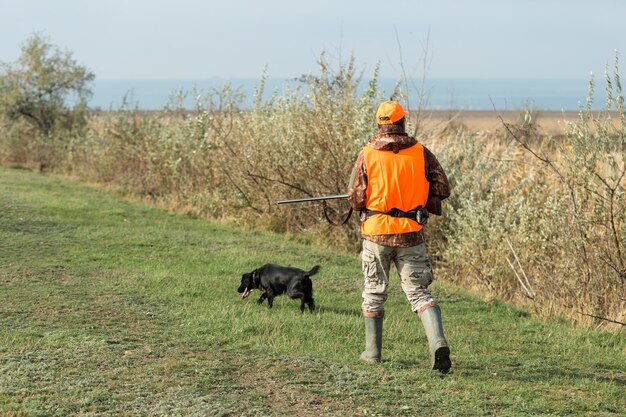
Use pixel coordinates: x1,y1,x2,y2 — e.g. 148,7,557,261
419,305,451,373
359,316,383,363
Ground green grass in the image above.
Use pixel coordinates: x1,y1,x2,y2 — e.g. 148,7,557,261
1,167,625,417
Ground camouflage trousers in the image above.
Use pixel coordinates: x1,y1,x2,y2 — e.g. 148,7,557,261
360,239,437,316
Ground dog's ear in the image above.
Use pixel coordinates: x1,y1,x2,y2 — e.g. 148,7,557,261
242,270,259,286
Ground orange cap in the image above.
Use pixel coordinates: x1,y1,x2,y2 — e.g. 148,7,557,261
375,101,408,125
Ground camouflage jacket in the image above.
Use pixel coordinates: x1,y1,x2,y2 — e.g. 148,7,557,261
347,124,451,247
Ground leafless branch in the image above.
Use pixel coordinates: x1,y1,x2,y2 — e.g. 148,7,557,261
247,172,312,197
576,311,626,326
222,169,261,213
469,262,497,293
505,256,535,300
505,237,536,300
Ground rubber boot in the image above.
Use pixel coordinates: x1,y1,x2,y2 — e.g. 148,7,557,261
419,305,451,373
359,316,383,363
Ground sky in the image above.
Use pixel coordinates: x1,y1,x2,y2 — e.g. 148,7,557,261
1,0,625,81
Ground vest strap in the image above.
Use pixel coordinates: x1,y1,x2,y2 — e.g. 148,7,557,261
361,206,429,225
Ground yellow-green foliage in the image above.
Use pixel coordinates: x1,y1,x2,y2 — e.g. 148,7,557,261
1,56,625,329
0,34,94,172
432,62,626,327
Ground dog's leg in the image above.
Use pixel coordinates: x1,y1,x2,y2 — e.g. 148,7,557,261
307,297,316,313
257,293,267,305
299,297,306,313
262,289,275,308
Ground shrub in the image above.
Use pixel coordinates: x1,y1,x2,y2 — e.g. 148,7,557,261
434,56,626,328
0,33,94,171
2,43,624,328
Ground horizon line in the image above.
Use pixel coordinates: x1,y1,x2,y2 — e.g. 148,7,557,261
94,76,593,82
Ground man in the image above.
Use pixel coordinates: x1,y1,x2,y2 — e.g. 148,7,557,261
347,100,452,373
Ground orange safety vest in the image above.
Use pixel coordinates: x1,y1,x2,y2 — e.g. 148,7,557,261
361,143,430,235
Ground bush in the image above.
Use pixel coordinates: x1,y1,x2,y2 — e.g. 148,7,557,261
434,56,626,328
0,33,94,171
2,43,624,328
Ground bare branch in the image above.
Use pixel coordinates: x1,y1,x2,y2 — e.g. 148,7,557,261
505,237,536,299
222,169,262,213
505,256,535,300
468,262,497,293
576,311,626,326
247,172,312,197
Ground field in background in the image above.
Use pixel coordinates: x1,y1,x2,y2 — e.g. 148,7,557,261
420,110,578,134
1,167,624,416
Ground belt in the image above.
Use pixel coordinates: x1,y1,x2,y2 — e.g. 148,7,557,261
360,206,429,225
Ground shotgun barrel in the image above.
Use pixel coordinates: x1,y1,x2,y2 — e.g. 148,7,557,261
276,194,349,205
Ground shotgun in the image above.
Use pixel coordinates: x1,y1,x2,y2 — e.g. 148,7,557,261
276,194,348,205
276,194,352,225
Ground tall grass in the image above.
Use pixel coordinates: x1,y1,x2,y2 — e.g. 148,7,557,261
1,55,624,329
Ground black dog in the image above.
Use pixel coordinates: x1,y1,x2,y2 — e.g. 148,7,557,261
238,264,319,312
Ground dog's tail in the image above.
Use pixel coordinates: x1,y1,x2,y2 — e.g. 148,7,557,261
306,265,321,277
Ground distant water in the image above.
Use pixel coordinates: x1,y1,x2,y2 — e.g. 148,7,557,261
91,78,609,111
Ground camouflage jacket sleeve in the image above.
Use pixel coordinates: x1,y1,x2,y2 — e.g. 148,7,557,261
424,146,451,200
347,151,367,210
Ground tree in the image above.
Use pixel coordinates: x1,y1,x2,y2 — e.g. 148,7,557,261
0,33,94,137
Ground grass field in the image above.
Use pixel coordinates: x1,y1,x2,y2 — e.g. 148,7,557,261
1,167,625,417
